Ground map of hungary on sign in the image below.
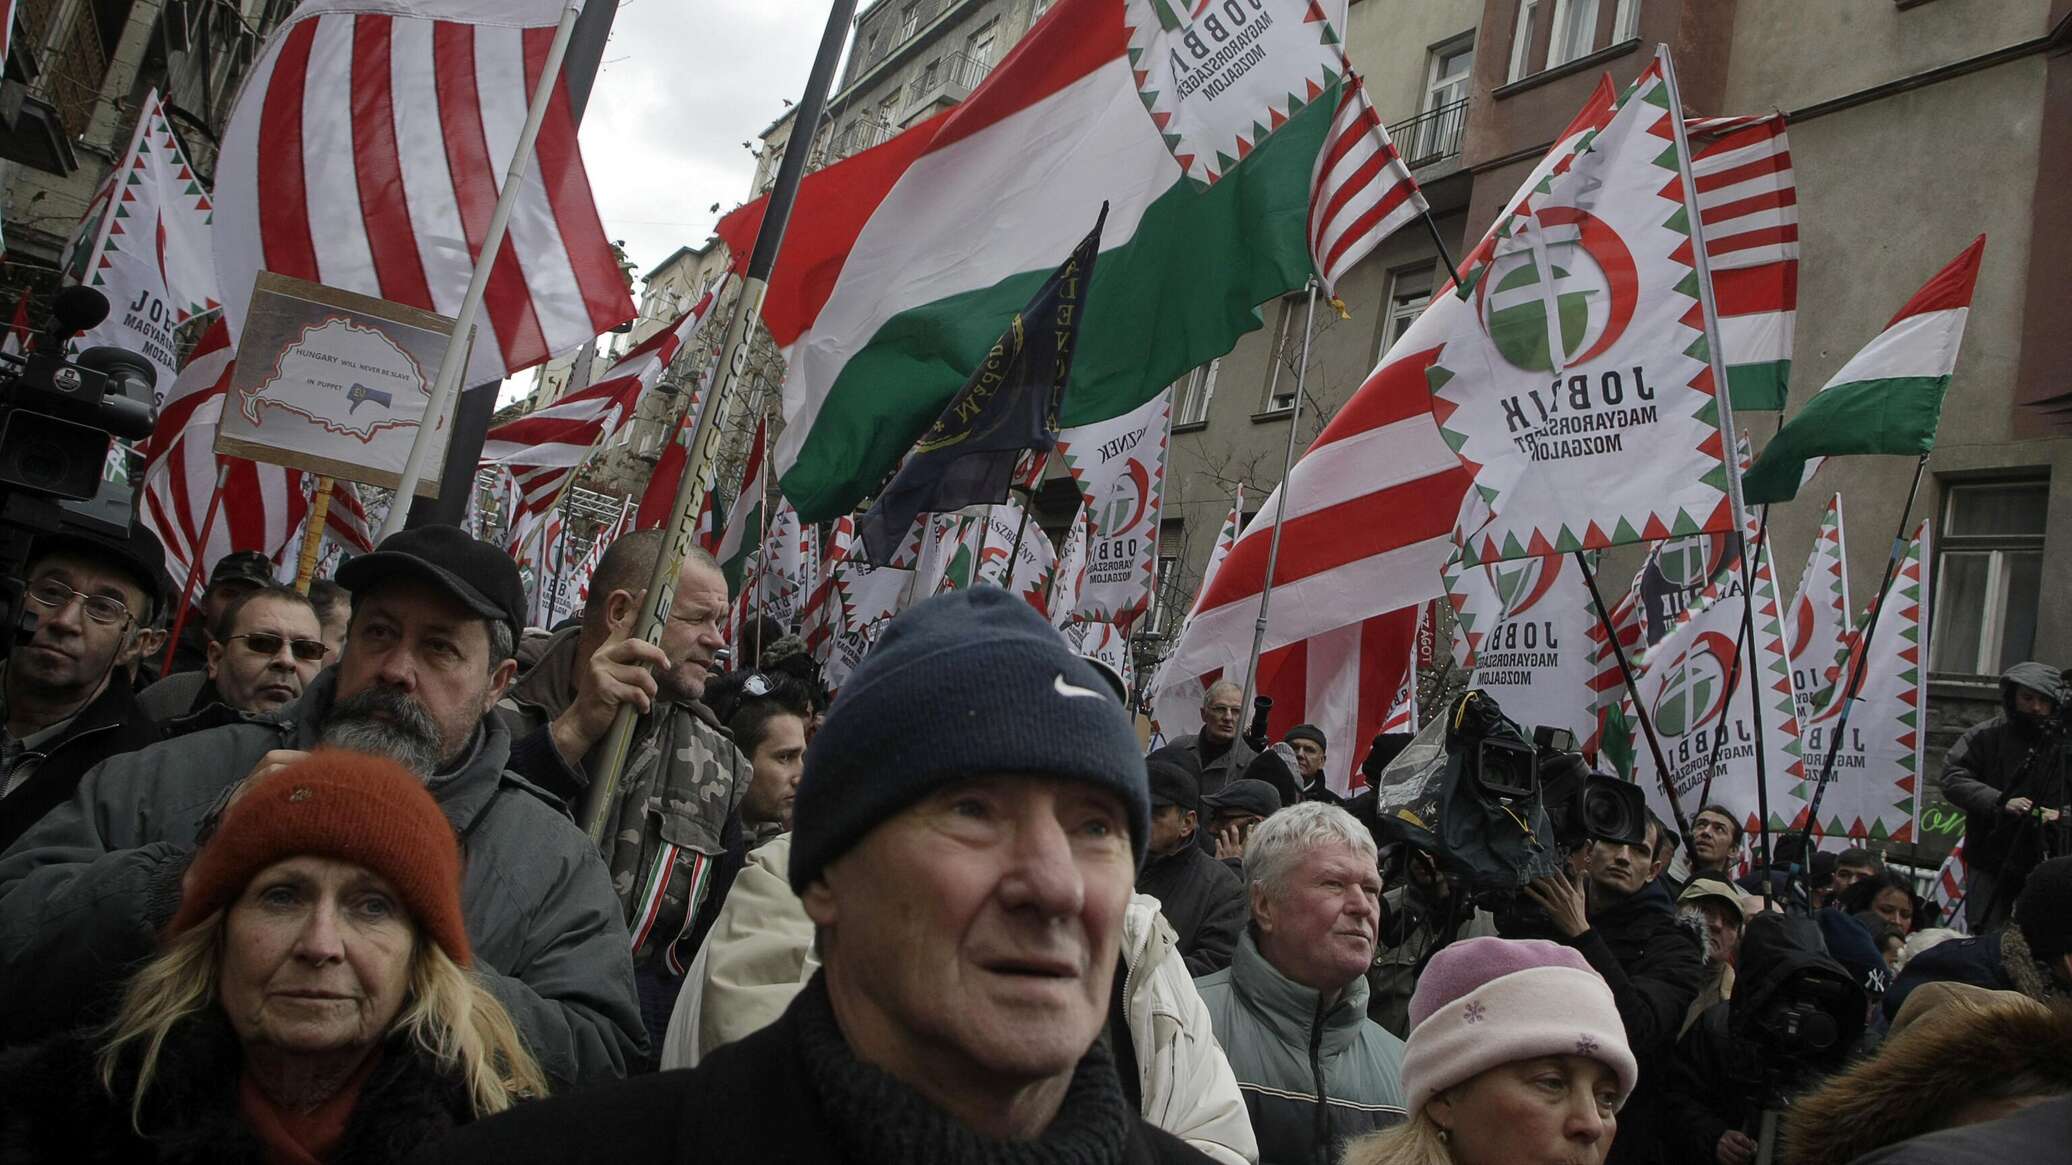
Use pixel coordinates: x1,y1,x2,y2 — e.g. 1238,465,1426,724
1125,0,1346,186
240,317,431,441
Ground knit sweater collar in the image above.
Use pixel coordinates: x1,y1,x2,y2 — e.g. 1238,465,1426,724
793,972,1135,1165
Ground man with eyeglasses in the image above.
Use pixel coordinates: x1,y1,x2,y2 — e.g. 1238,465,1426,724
0,524,169,852
0,525,644,1086
1150,680,1256,800
495,527,751,1059
137,582,326,722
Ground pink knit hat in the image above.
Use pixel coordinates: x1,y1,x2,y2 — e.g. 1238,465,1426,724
1402,936,1637,1115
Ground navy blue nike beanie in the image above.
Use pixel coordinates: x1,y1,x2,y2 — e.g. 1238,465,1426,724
789,586,1150,894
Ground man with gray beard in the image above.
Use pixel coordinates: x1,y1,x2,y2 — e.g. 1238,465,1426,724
0,526,644,1086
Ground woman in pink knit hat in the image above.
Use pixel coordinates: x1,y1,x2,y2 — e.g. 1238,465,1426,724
1342,936,1637,1165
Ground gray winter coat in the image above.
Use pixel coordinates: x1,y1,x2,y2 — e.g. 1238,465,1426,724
1196,932,1407,1165
0,669,644,1087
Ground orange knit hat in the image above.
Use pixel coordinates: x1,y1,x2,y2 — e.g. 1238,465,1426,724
170,750,471,965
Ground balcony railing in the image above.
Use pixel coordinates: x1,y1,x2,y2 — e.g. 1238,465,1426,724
1387,97,1467,170
902,51,991,120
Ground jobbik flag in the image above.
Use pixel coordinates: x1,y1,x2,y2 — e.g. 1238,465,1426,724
1055,386,1169,627
1620,537,1808,837
1784,493,1853,726
59,88,220,399
1797,522,1932,843
1438,49,1740,567
1049,505,1092,631
826,519,925,692
856,207,1107,566
1442,551,1597,743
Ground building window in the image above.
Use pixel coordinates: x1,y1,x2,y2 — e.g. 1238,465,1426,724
1612,0,1639,40
918,58,940,95
899,1,920,41
1426,37,1475,112
966,20,997,68
1506,0,1541,82
1378,265,1435,360
1546,0,1600,68
1146,550,1181,635
1260,293,1308,414
1931,478,2049,678
1174,359,1221,427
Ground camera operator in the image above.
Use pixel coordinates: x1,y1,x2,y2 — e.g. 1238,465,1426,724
1523,813,1707,1165
1662,912,1867,1165
1936,661,2070,933
0,524,168,851
1366,844,1497,1037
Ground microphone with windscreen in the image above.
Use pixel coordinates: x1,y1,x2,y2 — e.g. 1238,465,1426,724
33,286,111,353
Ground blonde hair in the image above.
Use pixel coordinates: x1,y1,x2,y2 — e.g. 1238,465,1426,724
1341,1111,1454,1165
96,911,547,1131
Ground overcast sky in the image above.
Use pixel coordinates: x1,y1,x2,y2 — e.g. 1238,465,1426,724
578,0,834,279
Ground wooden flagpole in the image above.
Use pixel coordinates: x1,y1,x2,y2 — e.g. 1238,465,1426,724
292,477,335,593
581,0,859,842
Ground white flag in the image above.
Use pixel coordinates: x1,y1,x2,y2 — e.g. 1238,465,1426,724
1784,494,1853,725
1056,388,1170,628
1442,552,1599,743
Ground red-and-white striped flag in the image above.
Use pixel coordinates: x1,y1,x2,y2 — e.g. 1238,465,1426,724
1688,113,1797,411
1307,72,1428,302
481,372,643,468
326,481,376,554
212,0,633,386
139,320,309,594
1252,609,1420,794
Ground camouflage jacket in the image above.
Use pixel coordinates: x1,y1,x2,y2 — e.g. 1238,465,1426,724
497,628,751,970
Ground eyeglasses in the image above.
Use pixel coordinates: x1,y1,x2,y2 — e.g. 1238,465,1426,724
230,632,330,662
25,578,133,626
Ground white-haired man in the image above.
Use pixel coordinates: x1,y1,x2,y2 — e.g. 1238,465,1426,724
1196,801,1407,1164
1155,680,1257,798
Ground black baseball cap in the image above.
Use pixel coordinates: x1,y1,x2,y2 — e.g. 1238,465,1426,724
337,525,525,640
1204,778,1281,821
1147,757,1201,815
205,550,275,593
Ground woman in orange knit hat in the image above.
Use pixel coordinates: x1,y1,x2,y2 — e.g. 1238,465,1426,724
0,750,546,1163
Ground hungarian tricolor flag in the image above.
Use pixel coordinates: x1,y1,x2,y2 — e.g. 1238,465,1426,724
717,0,1346,522
1743,236,1985,504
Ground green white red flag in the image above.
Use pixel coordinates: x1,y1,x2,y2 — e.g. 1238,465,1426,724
1798,522,1932,843
61,88,220,398
1438,50,1740,566
1056,387,1170,627
1743,236,1984,504
1623,537,1808,839
1784,493,1852,725
716,420,767,599
715,0,1345,522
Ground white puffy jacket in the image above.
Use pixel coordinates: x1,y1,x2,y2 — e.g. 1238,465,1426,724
663,836,1258,1163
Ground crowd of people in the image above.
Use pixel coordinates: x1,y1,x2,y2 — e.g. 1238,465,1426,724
0,516,2067,1165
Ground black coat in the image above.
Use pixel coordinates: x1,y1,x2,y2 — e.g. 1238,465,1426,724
412,975,1211,1165
0,673,160,852
1565,881,1705,1165
1136,839,1248,975
1936,668,2071,872
0,1016,473,1165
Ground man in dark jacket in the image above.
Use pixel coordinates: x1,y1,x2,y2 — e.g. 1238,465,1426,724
0,525,644,1087
1662,912,1867,1165
136,583,325,724
0,523,167,851
1136,758,1246,974
1162,680,1256,797
492,529,750,1053
161,549,273,677
1285,723,1339,804
415,587,1208,1163
1938,661,2069,931
1525,816,1706,1165
1885,854,2072,1020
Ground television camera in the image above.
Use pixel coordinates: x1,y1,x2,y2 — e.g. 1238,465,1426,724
0,285,160,661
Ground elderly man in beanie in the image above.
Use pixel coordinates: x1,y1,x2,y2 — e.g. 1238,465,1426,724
494,530,750,1054
417,587,1215,1163
1197,801,1409,1164
1886,854,2072,1021
1283,724,1339,805
0,525,644,1086
0,522,169,852
1937,662,2070,932
1136,758,1247,975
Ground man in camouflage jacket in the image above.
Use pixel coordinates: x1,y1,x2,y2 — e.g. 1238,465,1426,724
498,533,750,1054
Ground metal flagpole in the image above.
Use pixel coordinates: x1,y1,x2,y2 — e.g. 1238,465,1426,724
1239,277,1320,720
293,477,335,593
1696,528,1759,814
1797,453,1930,850
581,0,858,841
1662,46,1766,876
752,423,772,662
1576,549,1698,860
162,461,232,674
379,1,585,539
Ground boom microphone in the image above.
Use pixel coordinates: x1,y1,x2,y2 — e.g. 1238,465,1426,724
35,286,111,352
